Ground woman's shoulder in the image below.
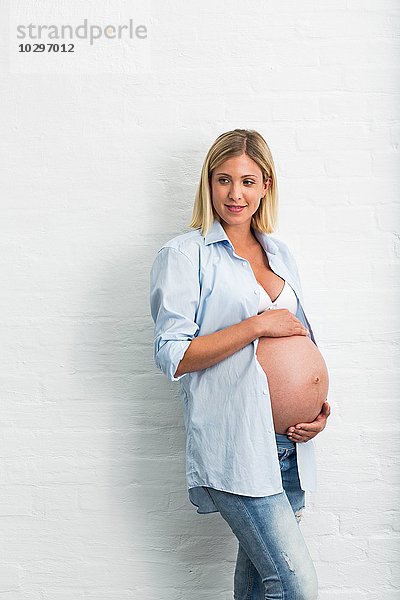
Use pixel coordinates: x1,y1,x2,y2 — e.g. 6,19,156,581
260,233,301,275
160,227,202,248
156,228,204,266
271,236,294,257
258,230,296,260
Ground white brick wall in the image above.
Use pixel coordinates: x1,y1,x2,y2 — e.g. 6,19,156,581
2,0,399,598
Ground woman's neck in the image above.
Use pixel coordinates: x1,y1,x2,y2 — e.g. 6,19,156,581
221,221,258,252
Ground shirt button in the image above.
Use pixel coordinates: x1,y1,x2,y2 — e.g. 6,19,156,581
263,389,268,395
254,289,259,294
242,261,247,267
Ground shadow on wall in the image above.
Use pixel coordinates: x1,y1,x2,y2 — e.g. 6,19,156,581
72,239,237,597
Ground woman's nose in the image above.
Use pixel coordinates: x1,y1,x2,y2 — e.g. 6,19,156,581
229,185,243,200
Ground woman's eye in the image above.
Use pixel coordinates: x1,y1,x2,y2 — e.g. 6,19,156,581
218,178,255,185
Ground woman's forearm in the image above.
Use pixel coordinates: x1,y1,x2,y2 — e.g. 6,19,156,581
174,315,263,378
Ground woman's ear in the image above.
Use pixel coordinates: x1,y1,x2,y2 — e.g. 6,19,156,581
263,177,272,196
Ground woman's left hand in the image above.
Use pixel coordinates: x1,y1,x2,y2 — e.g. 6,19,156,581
285,400,331,442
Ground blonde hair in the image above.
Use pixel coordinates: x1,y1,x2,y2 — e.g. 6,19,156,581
189,129,278,237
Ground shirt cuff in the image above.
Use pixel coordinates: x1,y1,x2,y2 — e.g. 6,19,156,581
155,339,193,382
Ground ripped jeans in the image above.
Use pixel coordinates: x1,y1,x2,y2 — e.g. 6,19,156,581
204,433,318,600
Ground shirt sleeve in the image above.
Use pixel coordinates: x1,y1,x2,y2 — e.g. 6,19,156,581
282,241,305,303
283,242,318,346
149,246,200,382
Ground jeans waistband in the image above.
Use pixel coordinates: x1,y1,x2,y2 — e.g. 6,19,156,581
275,432,295,449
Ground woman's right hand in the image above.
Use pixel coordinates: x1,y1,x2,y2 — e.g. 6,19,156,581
255,308,309,338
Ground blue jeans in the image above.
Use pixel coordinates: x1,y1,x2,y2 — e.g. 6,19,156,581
204,433,318,600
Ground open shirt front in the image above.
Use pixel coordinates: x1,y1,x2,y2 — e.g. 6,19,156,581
149,218,318,514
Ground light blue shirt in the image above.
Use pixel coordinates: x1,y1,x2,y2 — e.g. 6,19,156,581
149,218,318,514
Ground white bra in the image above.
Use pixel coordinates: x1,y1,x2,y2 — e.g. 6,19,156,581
257,279,298,314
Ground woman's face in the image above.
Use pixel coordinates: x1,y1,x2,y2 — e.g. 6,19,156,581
210,153,270,228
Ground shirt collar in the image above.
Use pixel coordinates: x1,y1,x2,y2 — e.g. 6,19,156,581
204,218,278,255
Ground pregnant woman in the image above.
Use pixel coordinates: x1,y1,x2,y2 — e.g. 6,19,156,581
150,128,331,599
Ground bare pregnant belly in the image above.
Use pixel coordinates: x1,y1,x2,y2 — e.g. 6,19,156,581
256,335,329,434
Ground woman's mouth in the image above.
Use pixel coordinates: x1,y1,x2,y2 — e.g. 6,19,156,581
226,205,246,213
